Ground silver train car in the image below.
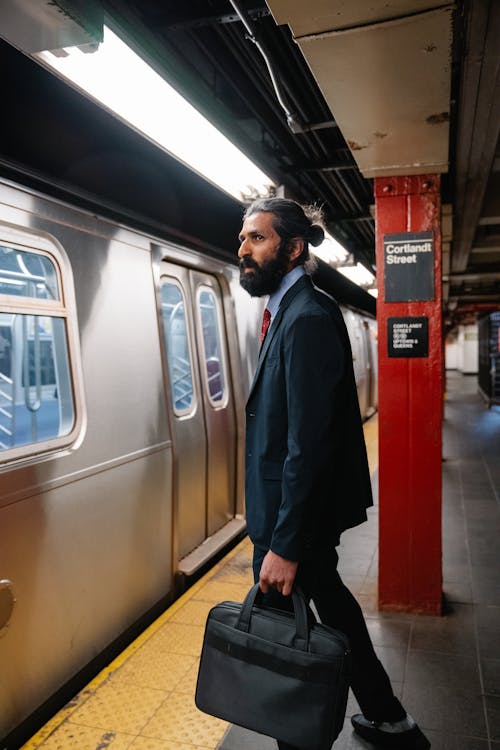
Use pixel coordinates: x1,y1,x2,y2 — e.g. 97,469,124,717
0,177,377,743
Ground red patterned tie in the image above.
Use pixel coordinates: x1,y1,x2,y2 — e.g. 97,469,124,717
260,308,271,344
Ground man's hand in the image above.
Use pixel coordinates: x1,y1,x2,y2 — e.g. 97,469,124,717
259,550,298,596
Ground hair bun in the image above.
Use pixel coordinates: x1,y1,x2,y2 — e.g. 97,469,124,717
309,224,325,247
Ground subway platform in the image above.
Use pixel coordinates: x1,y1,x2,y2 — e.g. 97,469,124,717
23,372,500,750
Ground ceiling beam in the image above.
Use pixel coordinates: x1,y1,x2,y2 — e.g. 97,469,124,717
452,0,500,272
296,161,357,173
140,5,270,31
478,216,500,226
470,245,500,254
449,294,500,302
448,271,500,282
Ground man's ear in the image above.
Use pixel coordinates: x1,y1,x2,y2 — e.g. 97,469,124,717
287,237,304,264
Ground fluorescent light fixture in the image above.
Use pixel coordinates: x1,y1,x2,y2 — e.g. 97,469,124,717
337,263,375,288
313,233,377,291
313,232,349,264
35,27,274,202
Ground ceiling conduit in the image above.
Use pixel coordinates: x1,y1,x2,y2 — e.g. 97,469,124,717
227,0,336,135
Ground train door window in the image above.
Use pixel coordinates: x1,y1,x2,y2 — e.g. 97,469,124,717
0,246,59,299
0,238,82,460
160,280,195,415
196,286,227,406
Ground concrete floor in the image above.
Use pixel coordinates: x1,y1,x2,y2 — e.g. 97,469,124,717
220,372,500,750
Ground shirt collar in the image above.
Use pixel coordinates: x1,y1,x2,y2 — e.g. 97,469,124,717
267,265,306,321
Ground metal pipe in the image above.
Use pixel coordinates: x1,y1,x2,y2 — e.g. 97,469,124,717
218,19,374,254
22,315,41,446
227,0,335,134
221,22,361,218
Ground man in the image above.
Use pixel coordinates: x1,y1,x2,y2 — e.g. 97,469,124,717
238,198,429,750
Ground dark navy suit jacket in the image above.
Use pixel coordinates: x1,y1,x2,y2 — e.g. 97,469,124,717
245,274,373,562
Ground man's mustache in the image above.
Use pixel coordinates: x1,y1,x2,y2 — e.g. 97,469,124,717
239,257,260,271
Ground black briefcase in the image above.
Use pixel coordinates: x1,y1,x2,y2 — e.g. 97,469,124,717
195,584,351,750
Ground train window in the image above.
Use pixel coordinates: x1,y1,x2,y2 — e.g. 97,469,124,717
0,238,82,460
197,287,227,405
0,246,59,300
0,314,74,451
160,280,195,415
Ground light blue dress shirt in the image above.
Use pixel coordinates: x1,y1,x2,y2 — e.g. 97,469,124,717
266,265,306,329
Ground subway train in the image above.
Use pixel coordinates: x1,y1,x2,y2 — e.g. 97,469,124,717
0,177,377,742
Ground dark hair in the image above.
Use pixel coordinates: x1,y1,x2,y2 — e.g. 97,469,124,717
243,198,324,268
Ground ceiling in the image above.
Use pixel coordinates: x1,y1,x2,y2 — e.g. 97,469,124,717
0,0,499,327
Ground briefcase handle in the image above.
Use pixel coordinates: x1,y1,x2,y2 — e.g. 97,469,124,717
236,584,311,650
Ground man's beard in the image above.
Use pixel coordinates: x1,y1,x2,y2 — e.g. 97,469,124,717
239,243,290,297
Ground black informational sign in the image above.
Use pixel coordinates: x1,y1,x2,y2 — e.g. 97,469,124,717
388,317,429,358
384,232,434,302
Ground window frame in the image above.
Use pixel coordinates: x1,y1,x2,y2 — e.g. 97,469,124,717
0,223,85,465
196,284,229,409
160,276,197,418
0,245,63,307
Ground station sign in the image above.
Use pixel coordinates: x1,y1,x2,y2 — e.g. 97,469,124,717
388,317,429,358
384,232,434,302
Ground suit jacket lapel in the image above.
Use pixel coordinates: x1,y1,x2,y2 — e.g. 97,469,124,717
248,275,311,398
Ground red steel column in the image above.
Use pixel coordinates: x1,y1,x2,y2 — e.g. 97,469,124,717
375,175,442,614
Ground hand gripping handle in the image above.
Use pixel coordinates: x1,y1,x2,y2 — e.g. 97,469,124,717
236,583,311,650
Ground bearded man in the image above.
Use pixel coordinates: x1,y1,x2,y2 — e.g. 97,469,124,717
237,197,429,750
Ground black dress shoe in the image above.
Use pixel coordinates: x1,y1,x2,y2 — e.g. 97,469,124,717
351,714,431,748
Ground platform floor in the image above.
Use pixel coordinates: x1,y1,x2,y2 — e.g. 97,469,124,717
23,372,500,750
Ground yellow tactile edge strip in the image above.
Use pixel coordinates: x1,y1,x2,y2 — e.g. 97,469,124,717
21,539,248,749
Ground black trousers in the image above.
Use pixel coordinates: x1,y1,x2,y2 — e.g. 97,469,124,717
252,546,406,750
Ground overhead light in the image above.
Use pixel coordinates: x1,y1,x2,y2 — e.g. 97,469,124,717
313,233,377,291
337,263,375,288
35,27,274,202
313,232,349,264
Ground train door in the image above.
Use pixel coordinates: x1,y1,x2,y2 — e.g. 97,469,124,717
365,319,378,412
159,263,205,560
190,270,236,536
344,309,369,417
158,262,236,569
